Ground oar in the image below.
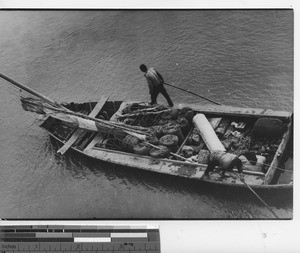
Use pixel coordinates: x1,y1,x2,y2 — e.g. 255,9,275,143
164,82,222,105
233,171,279,219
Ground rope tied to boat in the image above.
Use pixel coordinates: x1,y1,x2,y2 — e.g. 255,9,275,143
241,159,293,174
233,171,279,219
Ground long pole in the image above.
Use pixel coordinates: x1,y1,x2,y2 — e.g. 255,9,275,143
233,172,279,219
0,73,58,107
164,82,222,105
0,72,151,136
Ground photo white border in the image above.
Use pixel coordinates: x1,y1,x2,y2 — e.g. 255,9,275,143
0,0,295,9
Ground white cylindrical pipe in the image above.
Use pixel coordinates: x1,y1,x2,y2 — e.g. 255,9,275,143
193,114,226,152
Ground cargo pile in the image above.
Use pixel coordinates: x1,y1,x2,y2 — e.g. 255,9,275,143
107,104,196,158
95,103,285,173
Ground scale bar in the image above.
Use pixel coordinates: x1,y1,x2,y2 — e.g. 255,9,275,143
74,237,111,243
0,225,160,252
111,233,148,238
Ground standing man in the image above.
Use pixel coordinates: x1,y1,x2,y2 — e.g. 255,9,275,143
139,64,173,107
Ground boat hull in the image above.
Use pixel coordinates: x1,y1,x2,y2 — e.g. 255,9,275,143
49,132,293,193
32,98,293,194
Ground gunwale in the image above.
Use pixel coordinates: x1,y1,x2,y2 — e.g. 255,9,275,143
48,132,292,191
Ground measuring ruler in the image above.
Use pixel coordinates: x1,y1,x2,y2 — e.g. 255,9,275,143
0,225,160,252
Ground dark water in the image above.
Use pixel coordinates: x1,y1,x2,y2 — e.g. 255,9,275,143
0,10,293,219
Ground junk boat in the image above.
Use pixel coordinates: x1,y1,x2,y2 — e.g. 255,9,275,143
1,74,293,193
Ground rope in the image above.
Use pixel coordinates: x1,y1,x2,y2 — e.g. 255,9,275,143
233,171,279,218
242,159,293,173
164,82,222,105
118,107,170,119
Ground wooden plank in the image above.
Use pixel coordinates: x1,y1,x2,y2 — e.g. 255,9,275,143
85,148,207,180
57,129,84,154
57,97,108,155
208,117,222,129
88,97,109,118
110,101,132,122
179,103,292,120
263,122,293,184
109,101,292,121
110,101,145,121
84,132,106,151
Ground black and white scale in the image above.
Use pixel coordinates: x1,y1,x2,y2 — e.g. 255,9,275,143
0,225,160,252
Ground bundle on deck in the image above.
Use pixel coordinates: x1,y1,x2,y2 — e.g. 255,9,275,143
21,97,152,139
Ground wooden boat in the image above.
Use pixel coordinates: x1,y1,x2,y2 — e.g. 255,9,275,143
0,73,293,193
32,98,293,192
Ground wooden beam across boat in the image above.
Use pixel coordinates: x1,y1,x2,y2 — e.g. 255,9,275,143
57,96,108,155
180,104,292,120
263,121,293,184
84,132,106,151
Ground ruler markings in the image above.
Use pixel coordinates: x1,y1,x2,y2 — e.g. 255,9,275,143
0,243,160,251
0,226,160,252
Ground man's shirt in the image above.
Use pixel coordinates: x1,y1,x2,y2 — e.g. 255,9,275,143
145,67,163,93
